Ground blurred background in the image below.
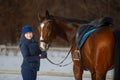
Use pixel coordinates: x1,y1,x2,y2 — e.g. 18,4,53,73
0,0,120,46
0,0,118,80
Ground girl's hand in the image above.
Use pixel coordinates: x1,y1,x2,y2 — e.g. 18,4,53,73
39,54,43,59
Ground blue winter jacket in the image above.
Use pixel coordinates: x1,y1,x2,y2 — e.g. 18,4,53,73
20,35,41,71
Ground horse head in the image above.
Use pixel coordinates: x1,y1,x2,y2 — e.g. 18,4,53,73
38,10,68,51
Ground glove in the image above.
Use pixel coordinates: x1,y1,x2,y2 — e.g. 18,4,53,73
39,51,47,59
39,54,44,59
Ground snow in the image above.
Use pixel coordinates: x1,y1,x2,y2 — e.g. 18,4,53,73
0,49,113,80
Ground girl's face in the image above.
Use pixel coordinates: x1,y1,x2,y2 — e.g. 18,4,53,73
24,32,33,40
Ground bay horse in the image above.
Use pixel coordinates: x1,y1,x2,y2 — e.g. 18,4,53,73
38,11,120,80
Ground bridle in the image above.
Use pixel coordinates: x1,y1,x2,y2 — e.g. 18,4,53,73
39,19,53,50
39,39,50,50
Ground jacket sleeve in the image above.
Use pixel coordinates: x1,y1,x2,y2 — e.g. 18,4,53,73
20,44,39,62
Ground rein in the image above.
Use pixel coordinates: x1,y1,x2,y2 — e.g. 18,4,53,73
46,45,73,67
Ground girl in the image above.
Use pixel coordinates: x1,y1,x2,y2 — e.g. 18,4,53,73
20,25,47,80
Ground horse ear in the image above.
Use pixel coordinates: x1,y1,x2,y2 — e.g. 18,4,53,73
38,13,42,22
46,10,50,17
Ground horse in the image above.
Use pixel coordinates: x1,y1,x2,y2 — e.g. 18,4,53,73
38,11,120,80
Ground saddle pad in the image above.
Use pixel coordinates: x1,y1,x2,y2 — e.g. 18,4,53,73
77,28,96,49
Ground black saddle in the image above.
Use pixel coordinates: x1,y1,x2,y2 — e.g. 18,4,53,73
88,16,114,28
76,17,114,49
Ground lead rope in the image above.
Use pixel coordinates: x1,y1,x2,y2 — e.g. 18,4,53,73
46,45,73,67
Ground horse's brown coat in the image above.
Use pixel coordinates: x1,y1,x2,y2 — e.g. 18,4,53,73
38,11,118,80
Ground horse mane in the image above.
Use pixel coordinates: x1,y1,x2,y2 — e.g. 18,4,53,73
54,16,89,23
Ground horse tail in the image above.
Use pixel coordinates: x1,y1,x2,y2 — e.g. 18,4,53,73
113,29,120,80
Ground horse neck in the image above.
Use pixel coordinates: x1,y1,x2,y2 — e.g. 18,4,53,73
53,16,89,44
56,19,75,30
55,19,80,44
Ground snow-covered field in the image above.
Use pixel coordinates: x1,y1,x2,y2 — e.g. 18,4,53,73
0,48,113,80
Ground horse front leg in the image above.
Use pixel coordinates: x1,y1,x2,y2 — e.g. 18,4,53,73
71,41,83,80
73,60,83,80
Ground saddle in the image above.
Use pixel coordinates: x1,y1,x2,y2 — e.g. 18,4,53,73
76,17,114,49
88,16,114,28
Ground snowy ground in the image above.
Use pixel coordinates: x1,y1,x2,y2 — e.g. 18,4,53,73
0,48,114,80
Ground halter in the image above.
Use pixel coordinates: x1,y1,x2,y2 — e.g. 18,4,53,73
40,39,50,50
